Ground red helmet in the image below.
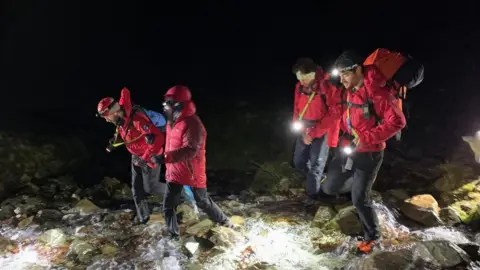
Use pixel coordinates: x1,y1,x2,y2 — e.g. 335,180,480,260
165,85,192,102
97,97,117,117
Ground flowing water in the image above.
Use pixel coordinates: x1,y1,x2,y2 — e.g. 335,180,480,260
0,199,478,270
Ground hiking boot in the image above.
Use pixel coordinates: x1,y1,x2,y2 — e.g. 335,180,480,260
356,239,382,255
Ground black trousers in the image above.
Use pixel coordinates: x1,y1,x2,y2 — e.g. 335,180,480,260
321,148,383,241
163,181,228,236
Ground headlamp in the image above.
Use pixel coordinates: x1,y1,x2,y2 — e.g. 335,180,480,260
292,121,304,132
331,68,339,77
342,145,355,155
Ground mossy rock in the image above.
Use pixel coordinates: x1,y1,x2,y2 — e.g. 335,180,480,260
249,161,302,193
449,200,480,224
433,163,475,193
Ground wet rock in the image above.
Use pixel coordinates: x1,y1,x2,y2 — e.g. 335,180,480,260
75,199,100,214
400,194,442,226
383,189,409,208
449,200,480,224
250,161,301,194
100,243,118,257
177,203,198,225
37,228,69,247
0,236,18,256
311,206,336,228
209,226,243,248
231,215,245,226
311,228,346,253
70,239,98,264
183,236,200,257
246,262,278,270
324,206,362,235
439,207,462,226
186,219,215,236
370,190,383,202
146,213,165,225
17,215,34,228
0,204,15,220
432,163,475,193
101,177,133,200
413,241,470,267
36,209,63,223
355,241,470,269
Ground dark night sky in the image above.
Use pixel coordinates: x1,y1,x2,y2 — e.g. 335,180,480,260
1,1,480,136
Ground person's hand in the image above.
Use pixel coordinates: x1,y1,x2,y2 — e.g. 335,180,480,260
133,156,148,168
151,155,165,165
303,133,313,145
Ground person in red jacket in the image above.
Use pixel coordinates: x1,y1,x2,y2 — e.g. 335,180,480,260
291,58,342,207
321,51,406,254
97,87,166,224
151,85,235,240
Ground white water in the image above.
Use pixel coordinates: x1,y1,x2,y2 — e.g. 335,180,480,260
0,202,477,270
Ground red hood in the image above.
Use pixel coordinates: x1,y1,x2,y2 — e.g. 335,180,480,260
119,87,133,118
363,65,388,91
165,85,196,120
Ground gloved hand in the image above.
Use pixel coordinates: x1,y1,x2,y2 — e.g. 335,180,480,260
151,155,165,165
132,156,148,168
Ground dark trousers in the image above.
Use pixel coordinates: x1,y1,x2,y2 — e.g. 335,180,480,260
293,135,329,197
163,181,228,237
321,149,383,241
131,155,165,221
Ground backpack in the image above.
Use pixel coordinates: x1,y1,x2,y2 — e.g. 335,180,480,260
343,48,424,141
132,105,167,132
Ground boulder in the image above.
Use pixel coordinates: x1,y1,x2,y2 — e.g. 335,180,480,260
209,226,243,248
400,194,442,226
37,228,69,247
75,199,100,215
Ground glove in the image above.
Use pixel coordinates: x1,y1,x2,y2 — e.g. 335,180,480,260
151,155,165,165
132,156,148,168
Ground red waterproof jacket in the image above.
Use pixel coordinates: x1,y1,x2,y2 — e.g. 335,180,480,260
293,68,342,147
339,66,406,152
117,88,165,167
164,86,207,188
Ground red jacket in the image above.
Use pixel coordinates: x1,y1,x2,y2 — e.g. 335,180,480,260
339,66,406,152
293,68,342,147
164,86,207,188
117,88,165,167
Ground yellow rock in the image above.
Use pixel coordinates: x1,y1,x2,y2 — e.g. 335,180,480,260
147,214,164,224
75,199,99,214
405,194,440,214
230,215,245,226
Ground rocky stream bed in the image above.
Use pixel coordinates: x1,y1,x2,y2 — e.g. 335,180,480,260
2,132,480,269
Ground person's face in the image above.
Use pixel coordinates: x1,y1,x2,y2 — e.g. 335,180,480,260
104,110,123,125
339,66,363,89
296,71,316,87
163,97,176,121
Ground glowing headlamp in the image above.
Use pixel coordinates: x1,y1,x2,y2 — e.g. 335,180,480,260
292,121,304,132
342,145,355,155
331,68,339,77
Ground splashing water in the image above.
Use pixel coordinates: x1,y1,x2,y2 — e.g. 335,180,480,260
202,218,345,270
411,226,472,244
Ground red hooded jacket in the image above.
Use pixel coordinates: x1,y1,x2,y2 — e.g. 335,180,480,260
339,66,406,152
163,86,207,188
117,88,165,167
293,68,342,147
